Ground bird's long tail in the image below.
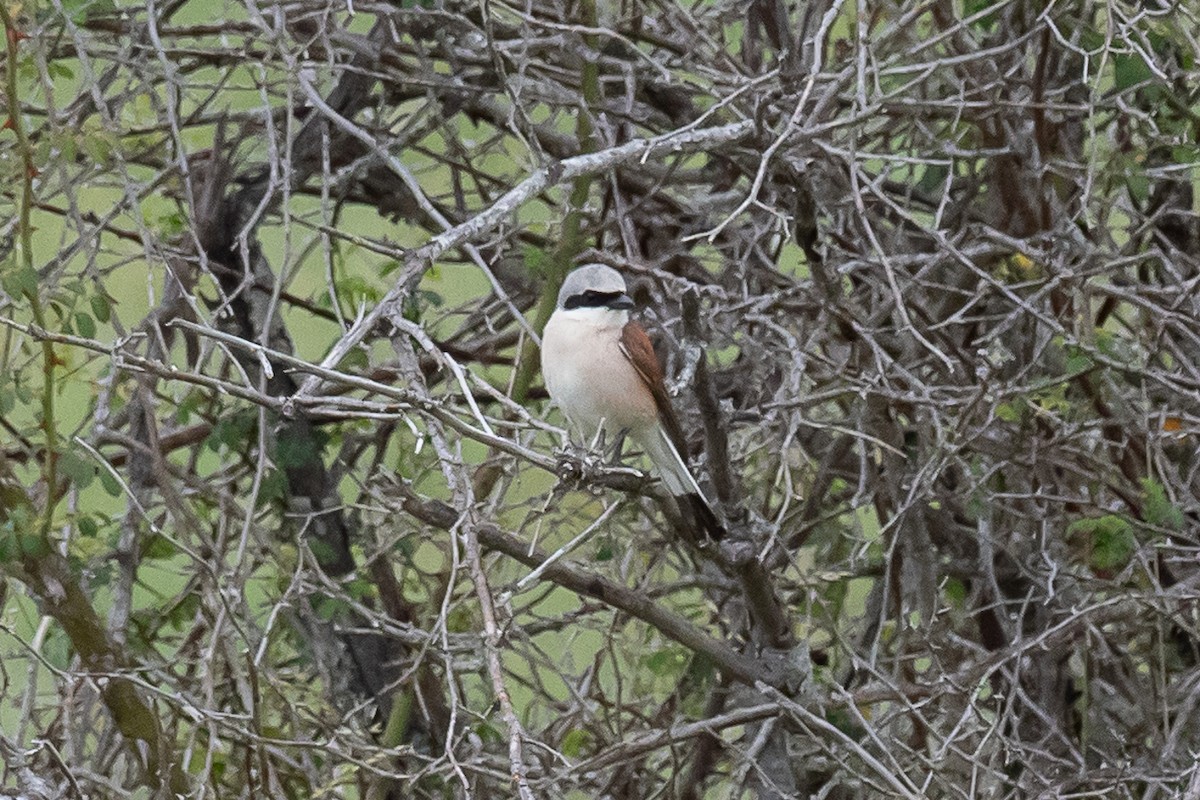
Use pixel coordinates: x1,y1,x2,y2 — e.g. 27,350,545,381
637,425,725,541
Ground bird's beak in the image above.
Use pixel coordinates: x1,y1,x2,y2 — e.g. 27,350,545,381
609,293,635,310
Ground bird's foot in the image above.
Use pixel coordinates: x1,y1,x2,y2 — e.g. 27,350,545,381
604,429,628,466
554,444,605,490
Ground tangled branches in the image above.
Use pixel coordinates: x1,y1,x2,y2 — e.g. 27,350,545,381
1,0,1199,797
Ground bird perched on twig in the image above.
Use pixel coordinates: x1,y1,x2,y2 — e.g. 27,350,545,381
540,264,724,541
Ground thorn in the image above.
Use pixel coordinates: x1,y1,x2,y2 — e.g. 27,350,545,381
1,117,13,131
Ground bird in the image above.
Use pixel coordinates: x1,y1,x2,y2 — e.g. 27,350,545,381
540,264,724,541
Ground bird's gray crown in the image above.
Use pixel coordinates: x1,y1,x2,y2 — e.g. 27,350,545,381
556,264,628,309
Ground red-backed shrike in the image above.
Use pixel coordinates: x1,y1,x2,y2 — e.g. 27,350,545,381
540,264,724,540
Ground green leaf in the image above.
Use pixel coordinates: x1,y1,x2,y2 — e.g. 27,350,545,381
99,468,123,497
346,577,374,602
1114,53,1152,92
1126,171,1150,206
522,244,547,277
0,382,14,415
174,390,202,424
474,721,505,745
43,628,72,670
59,0,118,23
1143,478,1184,531
392,534,416,559
256,470,287,507
2,266,38,298
1092,519,1135,571
643,647,688,678
156,211,186,238
206,410,258,452
313,595,349,621
995,402,1022,423
74,311,96,339
336,274,382,306
916,163,949,194
401,293,422,323
594,537,614,562
59,450,96,489
1065,349,1093,374
166,593,201,631
1172,144,1200,166
419,288,444,308
90,293,112,323
963,0,1001,30
141,534,178,561
1068,515,1136,572
307,538,339,567
560,728,592,759
943,577,967,609
335,347,369,372
446,606,474,633
18,532,50,559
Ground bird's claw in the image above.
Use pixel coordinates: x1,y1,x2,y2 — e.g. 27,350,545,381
554,445,604,489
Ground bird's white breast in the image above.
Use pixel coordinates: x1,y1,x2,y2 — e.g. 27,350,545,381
541,308,657,438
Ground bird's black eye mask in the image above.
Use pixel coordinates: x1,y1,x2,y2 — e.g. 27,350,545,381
563,290,635,310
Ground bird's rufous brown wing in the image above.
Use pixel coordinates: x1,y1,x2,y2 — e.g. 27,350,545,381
619,321,689,459
619,320,724,541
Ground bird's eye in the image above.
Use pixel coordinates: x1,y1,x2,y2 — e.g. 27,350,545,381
563,290,624,310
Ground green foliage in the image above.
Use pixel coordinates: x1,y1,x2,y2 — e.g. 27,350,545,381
474,721,505,746
58,449,95,490
401,288,444,323
206,410,258,453
140,533,179,561
1114,52,1153,92
0,517,51,563
77,513,100,538
313,595,350,622
51,0,118,23
89,293,111,323
560,728,593,759
257,469,288,506
962,0,1001,31
164,593,201,631
994,401,1022,423
0,381,14,416
1142,478,1184,531
98,468,123,497
73,311,96,338
446,604,475,633
642,646,689,679
174,390,204,424
942,577,967,609
2,264,38,297
1068,515,1136,574
522,244,548,277
306,538,339,567
593,535,614,562
42,626,73,670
